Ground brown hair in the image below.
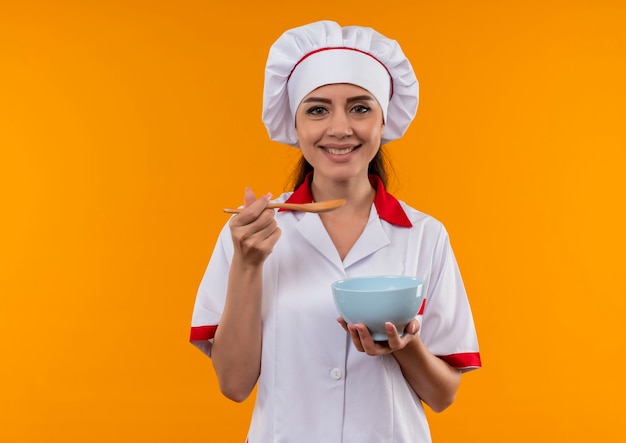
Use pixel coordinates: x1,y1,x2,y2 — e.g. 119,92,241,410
289,146,391,191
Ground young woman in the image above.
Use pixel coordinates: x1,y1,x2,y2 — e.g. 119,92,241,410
190,20,481,442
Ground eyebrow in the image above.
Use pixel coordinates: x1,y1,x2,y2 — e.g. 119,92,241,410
301,95,375,104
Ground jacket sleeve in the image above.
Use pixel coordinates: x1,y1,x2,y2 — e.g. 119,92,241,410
189,223,234,357
419,224,481,371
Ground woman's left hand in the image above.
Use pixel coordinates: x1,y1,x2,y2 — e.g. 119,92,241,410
336,318,420,355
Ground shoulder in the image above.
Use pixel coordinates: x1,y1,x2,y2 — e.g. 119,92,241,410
397,200,448,236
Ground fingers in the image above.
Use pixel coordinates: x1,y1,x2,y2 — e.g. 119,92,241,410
243,187,257,207
405,319,420,335
384,322,401,349
336,317,349,332
229,188,281,265
384,320,419,350
232,216,280,261
231,189,273,226
347,323,367,353
338,320,419,356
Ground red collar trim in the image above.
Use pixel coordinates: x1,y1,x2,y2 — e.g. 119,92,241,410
280,173,412,227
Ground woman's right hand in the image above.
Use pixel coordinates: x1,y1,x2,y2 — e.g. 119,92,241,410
229,187,282,266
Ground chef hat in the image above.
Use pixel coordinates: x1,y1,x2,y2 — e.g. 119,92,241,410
262,20,419,147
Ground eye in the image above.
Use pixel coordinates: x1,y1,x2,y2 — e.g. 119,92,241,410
305,106,328,115
351,104,371,114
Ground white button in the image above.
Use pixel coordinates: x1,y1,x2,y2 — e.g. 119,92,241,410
330,368,343,380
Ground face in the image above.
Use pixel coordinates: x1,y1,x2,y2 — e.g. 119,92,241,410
294,83,385,183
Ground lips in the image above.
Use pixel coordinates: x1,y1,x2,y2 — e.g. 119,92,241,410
322,145,360,155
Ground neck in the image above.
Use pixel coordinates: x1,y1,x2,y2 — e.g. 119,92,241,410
310,173,375,213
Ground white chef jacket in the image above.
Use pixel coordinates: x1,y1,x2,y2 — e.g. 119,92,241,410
190,175,481,443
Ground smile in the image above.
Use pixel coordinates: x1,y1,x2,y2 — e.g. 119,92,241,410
323,145,359,155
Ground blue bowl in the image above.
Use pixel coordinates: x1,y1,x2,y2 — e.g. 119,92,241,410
332,275,424,341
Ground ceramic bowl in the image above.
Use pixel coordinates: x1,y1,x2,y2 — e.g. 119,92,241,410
332,275,424,341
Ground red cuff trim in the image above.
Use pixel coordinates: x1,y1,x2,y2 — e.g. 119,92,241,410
190,325,217,341
417,298,426,316
439,352,482,369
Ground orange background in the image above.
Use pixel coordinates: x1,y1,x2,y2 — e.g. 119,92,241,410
1,0,625,441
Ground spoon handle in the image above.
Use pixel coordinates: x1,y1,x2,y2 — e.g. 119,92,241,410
223,204,291,214
223,199,346,214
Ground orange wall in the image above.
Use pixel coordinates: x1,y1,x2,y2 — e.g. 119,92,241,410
1,1,625,441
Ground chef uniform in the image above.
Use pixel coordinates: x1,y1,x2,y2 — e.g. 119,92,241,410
190,20,481,443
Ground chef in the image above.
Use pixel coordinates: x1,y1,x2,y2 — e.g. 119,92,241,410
190,20,481,443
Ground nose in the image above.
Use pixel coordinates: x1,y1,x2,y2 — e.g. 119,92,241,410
327,111,353,138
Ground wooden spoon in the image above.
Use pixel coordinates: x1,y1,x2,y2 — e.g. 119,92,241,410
223,199,346,214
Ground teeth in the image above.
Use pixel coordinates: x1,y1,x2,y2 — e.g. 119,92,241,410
326,147,355,155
